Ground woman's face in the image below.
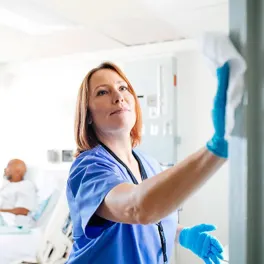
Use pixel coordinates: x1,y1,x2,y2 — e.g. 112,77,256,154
88,69,136,137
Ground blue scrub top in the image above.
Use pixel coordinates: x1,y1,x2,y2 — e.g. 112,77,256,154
66,145,178,264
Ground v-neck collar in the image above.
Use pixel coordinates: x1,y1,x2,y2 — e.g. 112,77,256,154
99,142,148,184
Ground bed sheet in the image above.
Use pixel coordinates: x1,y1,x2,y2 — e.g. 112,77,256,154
0,227,42,264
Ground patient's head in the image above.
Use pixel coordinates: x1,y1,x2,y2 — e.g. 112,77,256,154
4,159,27,182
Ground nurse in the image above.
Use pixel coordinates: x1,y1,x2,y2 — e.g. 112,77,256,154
66,61,229,264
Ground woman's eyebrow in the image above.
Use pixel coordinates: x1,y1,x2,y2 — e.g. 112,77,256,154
94,81,127,91
116,80,128,86
94,84,108,91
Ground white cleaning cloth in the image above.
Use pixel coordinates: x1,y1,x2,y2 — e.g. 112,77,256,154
197,32,247,137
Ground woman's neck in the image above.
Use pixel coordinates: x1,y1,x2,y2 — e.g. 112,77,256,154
98,134,134,165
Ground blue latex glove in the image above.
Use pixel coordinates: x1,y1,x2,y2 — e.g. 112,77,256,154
179,224,224,264
206,62,230,158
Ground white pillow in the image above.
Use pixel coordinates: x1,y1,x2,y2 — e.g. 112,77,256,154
31,196,52,221
24,166,69,227
35,189,61,228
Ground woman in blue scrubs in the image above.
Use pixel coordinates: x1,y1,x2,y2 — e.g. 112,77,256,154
66,61,230,264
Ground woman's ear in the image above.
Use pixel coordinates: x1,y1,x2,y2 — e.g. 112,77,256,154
86,110,93,125
88,116,93,125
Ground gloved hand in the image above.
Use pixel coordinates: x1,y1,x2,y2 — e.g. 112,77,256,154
206,62,230,158
179,223,224,264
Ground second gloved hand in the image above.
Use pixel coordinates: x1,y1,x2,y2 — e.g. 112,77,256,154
179,223,224,264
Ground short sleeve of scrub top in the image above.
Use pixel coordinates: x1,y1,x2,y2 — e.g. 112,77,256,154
67,146,129,237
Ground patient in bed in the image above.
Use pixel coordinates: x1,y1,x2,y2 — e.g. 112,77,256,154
0,159,37,227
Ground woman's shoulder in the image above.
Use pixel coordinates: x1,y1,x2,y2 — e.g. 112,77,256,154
67,145,118,186
75,145,107,160
71,145,112,170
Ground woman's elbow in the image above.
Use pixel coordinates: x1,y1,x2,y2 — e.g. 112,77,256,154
127,195,156,225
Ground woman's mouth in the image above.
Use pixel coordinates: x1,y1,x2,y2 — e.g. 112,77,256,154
110,108,129,115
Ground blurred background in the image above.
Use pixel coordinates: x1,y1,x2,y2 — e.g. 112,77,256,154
0,1,230,263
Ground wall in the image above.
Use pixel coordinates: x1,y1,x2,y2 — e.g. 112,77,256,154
0,60,80,168
175,51,229,264
0,45,228,264
0,39,195,170
0,58,97,187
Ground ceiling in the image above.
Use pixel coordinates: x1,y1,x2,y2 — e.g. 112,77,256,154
0,0,228,62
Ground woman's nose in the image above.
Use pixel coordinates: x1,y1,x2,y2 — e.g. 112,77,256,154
112,90,124,104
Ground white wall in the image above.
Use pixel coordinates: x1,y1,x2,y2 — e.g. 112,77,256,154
0,44,228,264
0,40,195,170
0,58,95,187
175,51,229,264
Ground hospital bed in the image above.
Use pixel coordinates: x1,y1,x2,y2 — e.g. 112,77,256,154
36,182,73,264
0,166,72,264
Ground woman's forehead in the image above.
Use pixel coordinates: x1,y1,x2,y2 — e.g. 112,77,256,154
90,69,127,87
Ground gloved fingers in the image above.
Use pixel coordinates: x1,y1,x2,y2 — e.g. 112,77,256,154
200,234,211,257
208,252,221,264
216,62,230,96
203,257,213,264
211,237,224,253
211,245,224,260
213,97,227,108
199,234,224,259
216,62,229,79
196,223,217,233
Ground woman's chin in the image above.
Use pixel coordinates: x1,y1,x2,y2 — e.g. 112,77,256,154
108,122,135,134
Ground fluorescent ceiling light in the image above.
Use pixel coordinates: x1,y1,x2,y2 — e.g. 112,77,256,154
0,0,82,35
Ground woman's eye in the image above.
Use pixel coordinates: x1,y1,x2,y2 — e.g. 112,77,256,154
97,90,108,96
120,86,128,91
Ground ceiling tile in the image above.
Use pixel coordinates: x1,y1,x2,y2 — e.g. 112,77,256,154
0,28,124,62
99,16,185,46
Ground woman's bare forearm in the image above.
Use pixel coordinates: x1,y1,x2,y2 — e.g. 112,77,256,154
97,147,226,225
134,147,226,224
